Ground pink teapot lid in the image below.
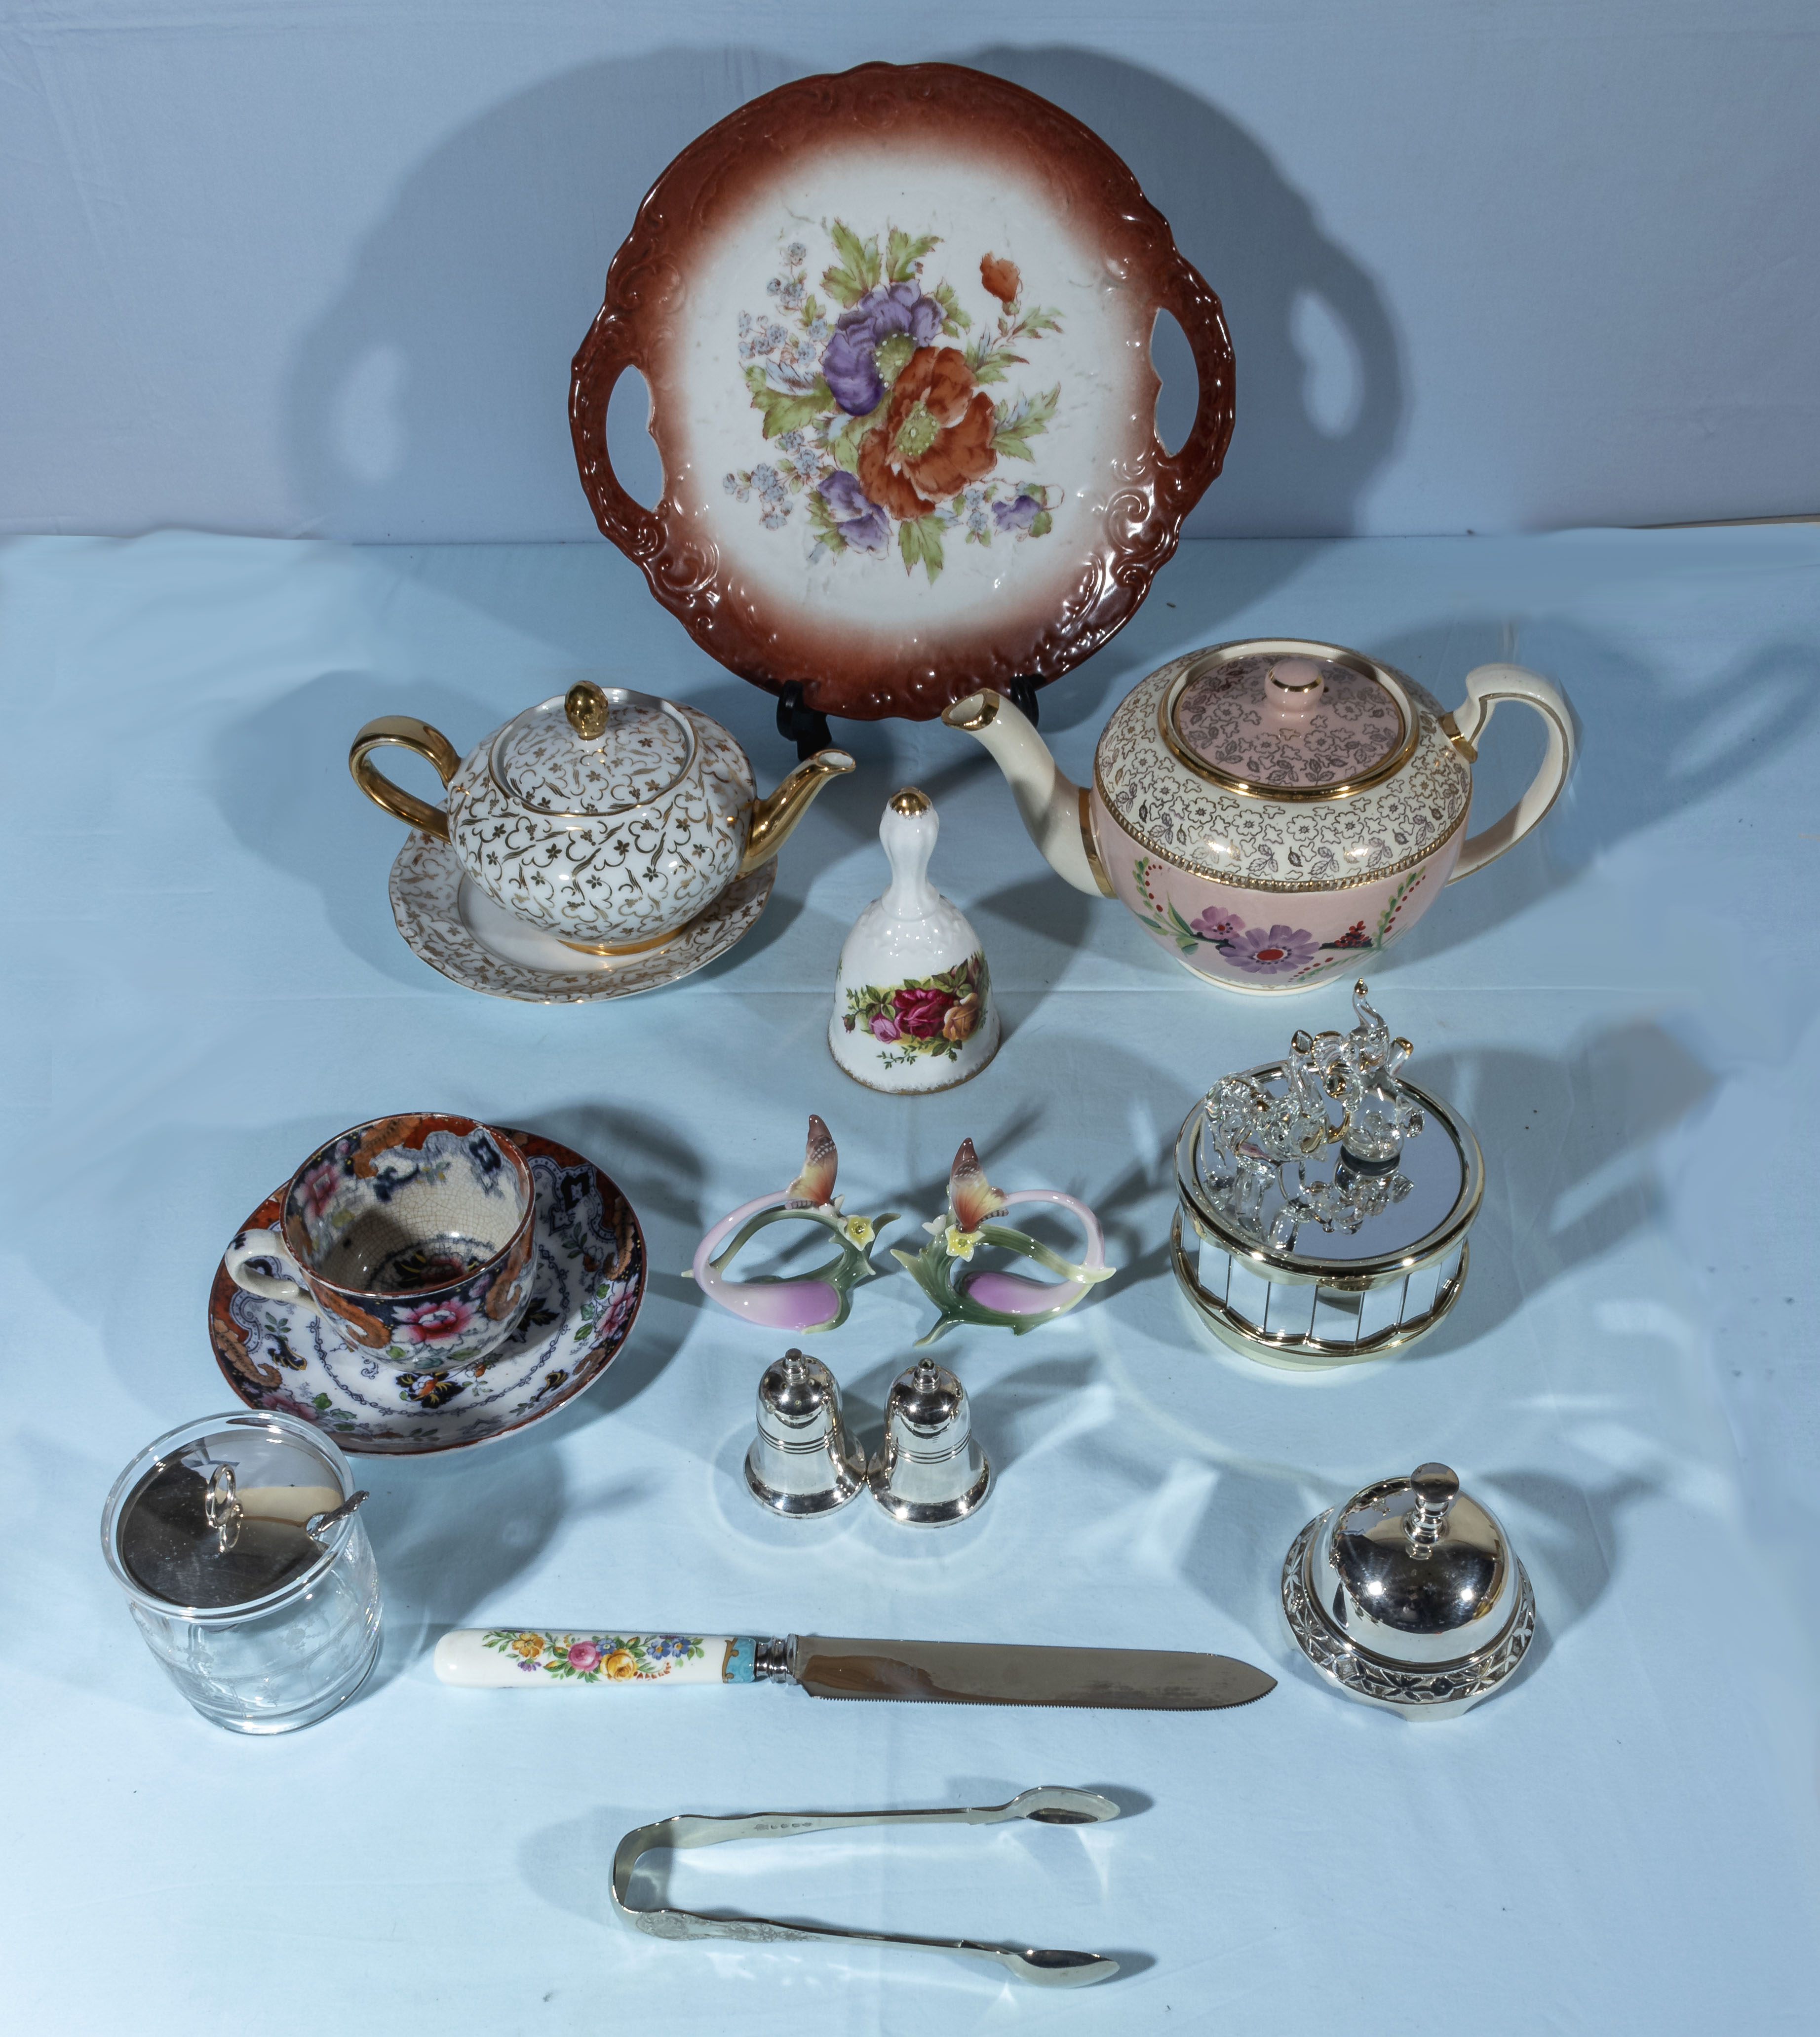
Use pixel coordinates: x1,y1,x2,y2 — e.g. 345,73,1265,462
1170,652,1412,796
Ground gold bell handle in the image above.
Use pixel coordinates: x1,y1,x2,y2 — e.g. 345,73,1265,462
349,717,463,841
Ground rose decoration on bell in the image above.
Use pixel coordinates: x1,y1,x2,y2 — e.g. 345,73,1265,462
891,984,959,1039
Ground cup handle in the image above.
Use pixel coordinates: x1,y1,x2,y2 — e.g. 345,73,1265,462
349,718,462,841
1442,663,1578,883
225,1229,311,1308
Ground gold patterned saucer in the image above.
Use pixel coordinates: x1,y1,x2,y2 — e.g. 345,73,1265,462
387,830,775,1003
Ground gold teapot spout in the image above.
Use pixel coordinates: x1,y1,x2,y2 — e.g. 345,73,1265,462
738,747,856,875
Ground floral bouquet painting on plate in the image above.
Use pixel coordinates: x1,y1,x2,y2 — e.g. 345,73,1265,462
726,224,1062,583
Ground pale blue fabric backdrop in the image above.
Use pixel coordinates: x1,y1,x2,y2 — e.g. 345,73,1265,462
1,1,1816,541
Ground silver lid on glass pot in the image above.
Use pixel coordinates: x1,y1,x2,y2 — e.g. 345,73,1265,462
1172,980,1482,1366
107,1417,366,1611
1281,1462,1535,1718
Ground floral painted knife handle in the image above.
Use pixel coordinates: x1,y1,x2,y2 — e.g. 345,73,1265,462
433,1629,782,1687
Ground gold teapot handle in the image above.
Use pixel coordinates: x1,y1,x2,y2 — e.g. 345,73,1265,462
349,717,463,841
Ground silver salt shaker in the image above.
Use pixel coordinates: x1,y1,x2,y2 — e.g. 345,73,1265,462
745,1348,866,1516
868,1358,991,1527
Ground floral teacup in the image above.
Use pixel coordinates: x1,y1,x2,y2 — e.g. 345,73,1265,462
226,1115,536,1372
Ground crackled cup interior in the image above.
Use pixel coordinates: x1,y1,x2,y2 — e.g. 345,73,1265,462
228,1115,536,1373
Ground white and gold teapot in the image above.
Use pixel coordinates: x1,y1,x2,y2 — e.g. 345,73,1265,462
351,682,852,954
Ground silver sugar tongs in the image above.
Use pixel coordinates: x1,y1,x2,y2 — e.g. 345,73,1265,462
612,1784,1122,1986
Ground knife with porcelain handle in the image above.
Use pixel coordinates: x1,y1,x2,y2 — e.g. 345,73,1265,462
433,1628,1275,1709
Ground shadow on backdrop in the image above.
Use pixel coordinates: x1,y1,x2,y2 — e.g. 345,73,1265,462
286,44,1401,699
1336,616,1820,974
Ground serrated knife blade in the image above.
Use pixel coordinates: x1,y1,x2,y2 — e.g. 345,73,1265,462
787,1635,1276,1709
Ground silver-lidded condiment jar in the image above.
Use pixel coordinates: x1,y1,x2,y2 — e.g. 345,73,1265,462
101,1412,381,1732
1171,980,1482,1366
744,1348,865,1516
1281,1462,1535,1719
868,1358,991,1527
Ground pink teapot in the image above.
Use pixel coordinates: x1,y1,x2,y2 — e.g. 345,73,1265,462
943,639,1574,995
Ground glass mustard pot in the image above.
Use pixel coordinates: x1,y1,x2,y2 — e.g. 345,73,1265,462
351,682,853,955
942,640,1574,995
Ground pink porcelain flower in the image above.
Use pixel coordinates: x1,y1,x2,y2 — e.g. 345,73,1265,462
1190,906,1245,942
1226,924,1321,974
869,1011,902,1043
394,1296,477,1345
566,1641,602,1673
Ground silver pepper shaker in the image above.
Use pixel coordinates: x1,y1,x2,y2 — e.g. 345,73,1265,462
744,1348,865,1516
868,1358,991,1527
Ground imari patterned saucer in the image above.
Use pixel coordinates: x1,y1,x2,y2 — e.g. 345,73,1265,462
209,1130,646,1455
387,830,774,1004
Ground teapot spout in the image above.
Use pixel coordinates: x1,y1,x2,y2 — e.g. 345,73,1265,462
738,747,856,875
940,691,1112,897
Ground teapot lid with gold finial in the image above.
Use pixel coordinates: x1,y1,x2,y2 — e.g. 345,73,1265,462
485,681,701,818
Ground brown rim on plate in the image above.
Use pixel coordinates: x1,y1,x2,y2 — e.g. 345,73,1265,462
208,1130,647,1456
572,61,1235,722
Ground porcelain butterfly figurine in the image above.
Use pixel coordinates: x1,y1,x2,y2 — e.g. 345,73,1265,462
893,1139,1113,1345
690,1117,896,1334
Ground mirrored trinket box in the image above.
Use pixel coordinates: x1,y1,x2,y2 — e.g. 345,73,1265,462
1170,981,1482,1365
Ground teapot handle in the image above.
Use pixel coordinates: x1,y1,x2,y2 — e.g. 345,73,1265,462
349,717,462,841
1442,664,1577,883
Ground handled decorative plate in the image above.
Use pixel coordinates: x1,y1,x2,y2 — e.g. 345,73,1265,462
572,61,1235,724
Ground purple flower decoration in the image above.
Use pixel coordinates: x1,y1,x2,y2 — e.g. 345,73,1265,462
841,281,945,347
1189,906,1244,942
818,472,890,556
869,1012,902,1043
1225,924,1321,975
822,282,944,415
992,492,1043,534
822,330,885,416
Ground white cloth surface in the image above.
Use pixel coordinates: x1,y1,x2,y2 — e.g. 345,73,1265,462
0,529,1815,2029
